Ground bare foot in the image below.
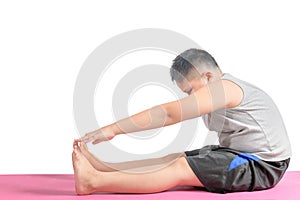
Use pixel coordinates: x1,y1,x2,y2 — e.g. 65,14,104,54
73,140,92,159
73,140,95,164
77,141,114,172
72,145,99,195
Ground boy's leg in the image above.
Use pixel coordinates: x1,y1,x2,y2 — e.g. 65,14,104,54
74,140,184,172
72,145,203,195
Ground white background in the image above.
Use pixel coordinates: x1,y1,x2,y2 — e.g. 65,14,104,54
0,0,299,174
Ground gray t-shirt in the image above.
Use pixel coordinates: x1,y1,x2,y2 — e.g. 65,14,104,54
202,73,291,161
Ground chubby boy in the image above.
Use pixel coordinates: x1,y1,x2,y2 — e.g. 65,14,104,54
73,48,291,194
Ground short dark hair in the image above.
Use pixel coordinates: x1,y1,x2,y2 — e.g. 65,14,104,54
170,48,219,82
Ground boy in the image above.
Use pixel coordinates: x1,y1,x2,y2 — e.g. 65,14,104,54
73,48,291,194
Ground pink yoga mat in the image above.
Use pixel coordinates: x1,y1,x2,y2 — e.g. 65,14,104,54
0,171,299,200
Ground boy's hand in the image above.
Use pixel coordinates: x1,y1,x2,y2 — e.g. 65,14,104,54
80,127,116,144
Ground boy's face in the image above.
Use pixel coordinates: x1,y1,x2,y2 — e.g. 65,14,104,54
176,76,207,96
175,69,222,95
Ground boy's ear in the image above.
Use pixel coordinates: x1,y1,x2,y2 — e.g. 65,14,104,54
205,72,214,81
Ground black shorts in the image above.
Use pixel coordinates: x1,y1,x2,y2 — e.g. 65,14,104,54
185,145,290,193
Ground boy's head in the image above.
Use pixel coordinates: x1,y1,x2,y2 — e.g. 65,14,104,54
170,48,222,95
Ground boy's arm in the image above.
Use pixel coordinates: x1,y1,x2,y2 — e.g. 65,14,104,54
81,80,242,144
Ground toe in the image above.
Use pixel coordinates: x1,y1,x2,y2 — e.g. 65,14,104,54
74,147,80,156
73,140,79,149
80,142,88,151
74,143,82,153
73,148,82,162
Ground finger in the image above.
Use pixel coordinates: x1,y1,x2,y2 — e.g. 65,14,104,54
80,133,91,142
73,139,79,149
81,129,103,143
81,131,97,143
92,139,103,145
81,136,92,143
81,134,95,144
75,139,81,143
92,135,110,145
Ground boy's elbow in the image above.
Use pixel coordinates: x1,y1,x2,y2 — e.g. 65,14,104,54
149,104,180,127
161,102,182,125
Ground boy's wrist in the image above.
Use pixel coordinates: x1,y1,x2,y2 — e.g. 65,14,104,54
111,122,124,136
101,123,122,138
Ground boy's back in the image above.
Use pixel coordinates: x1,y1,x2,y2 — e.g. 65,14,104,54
203,73,291,161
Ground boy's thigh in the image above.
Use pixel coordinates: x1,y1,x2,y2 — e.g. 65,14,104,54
173,156,204,187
